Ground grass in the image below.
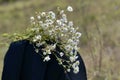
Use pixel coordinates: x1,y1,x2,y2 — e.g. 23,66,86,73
0,47,7,78
0,0,120,80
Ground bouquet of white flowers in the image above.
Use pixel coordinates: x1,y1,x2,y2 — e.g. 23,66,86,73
3,6,82,74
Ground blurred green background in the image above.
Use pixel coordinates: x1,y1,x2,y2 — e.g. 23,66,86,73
0,0,120,80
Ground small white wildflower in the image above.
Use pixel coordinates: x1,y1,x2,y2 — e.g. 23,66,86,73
76,60,80,65
42,23,49,28
70,51,74,55
37,16,41,19
72,63,77,69
74,39,80,44
75,32,82,38
31,28,39,31
73,66,79,74
51,44,56,50
60,52,64,57
60,10,64,14
62,14,67,18
46,49,51,54
43,55,51,62
49,11,56,19
35,35,41,40
33,35,41,42
39,21,43,24
62,14,67,23
64,19,68,23
30,16,34,21
74,50,78,55
35,49,39,53
36,42,41,47
68,21,73,27
68,39,73,43
56,20,62,25
74,46,78,51
61,34,64,36
41,12,46,17
65,45,72,51
43,52,47,55
33,38,37,42
60,19,64,23
49,30,53,35
45,19,54,25
67,6,73,12
70,56,76,62
72,60,79,68
67,69,71,72
71,41,77,47
70,27,76,33
60,18,67,23
62,27,68,32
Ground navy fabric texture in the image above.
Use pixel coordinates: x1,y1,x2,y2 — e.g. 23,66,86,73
2,40,87,80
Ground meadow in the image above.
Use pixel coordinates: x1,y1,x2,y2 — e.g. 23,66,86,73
0,0,120,80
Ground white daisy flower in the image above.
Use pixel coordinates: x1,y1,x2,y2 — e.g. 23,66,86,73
46,49,51,54
49,11,56,19
60,52,64,57
37,16,41,19
73,66,79,74
68,21,73,27
75,32,82,38
35,35,41,40
43,55,51,62
67,68,71,72
70,56,76,62
60,10,64,14
56,20,62,25
67,6,73,12
36,42,41,47
30,16,34,21
41,12,46,17
43,52,47,55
